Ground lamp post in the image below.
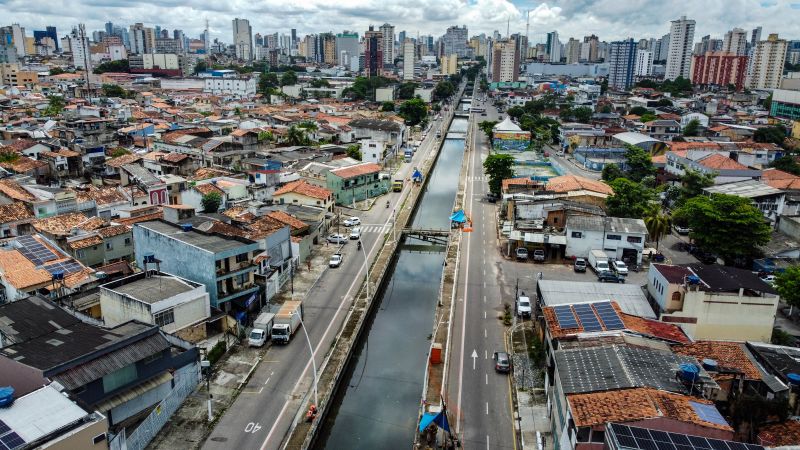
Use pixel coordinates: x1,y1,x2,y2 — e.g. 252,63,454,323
297,314,318,406
359,238,370,301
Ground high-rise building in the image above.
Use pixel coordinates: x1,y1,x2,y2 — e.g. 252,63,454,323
665,16,696,80
33,27,59,51
608,38,637,90
321,33,336,64
232,18,252,61
565,38,581,64
402,38,415,80
0,27,18,63
656,33,670,61
336,32,359,68
398,31,406,47
442,25,469,58
379,23,395,65
291,29,297,47
691,52,749,90
748,33,788,90
364,26,383,77
173,29,185,50
750,27,763,50
254,33,263,47
491,39,519,82
130,23,156,54
582,35,599,62
11,24,26,57
105,21,113,36
441,53,458,75
634,49,653,76
546,31,561,62
722,28,748,56
68,25,91,70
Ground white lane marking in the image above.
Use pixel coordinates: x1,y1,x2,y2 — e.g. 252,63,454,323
484,311,487,319
263,377,271,385
485,373,488,385
484,350,487,359
486,402,489,415
483,295,486,303
487,434,490,450
484,328,487,338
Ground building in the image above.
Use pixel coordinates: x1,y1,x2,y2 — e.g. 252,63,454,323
703,179,786,224
642,119,681,141
273,180,334,212
691,52,749,91
634,49,653,77
68,26,91,70
608,39,637,90
647,263,779,341
770,89,800,120
442,25,469,58
565,216,648,264
379,23,395,65
202,72,258,98
129,23,155,54
665,16,696,80
133,220,261,309
441,53,458,76
748,33,788,90
565,38,581,64
364,26,383,77
491,39,520,83
402,38,415,80
583,35,599,62
326,162,390,205
335,32,359,68
232,18,252,62
606,424,760,450
546,31,562,62
722,27,748,55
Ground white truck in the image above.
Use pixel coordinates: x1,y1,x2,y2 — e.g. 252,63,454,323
271,301,304,344
588,249,610,273
248,312,276,348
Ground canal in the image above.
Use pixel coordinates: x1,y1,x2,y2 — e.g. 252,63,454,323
314,117,469,449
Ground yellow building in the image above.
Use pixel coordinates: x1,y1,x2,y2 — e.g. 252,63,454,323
441,54,458,76
793,120,800,139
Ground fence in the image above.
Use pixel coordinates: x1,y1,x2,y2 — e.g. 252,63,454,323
114,364,200,450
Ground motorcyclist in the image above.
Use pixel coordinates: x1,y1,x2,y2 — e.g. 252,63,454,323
357,240,362,251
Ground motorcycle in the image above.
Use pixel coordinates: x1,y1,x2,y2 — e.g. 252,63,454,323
357,241,362,251
386,201,390,208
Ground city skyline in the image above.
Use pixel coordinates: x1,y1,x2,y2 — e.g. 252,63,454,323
3,0,799,45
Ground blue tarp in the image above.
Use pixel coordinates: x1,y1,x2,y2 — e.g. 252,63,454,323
418,411,451,433
450,210,467,223
412,169,423,181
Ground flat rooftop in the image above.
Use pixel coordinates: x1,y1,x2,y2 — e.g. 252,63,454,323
138,220,255,253
107,273,199,304
538,280,656,319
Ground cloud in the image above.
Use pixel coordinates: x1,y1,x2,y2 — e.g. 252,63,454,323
3,0,798,45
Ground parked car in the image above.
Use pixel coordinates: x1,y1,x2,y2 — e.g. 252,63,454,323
597,271,626,283
692,249,717,264
485,192,499,203
515,248,529,261
533,250,546,262
673,224,691,235
516,295,532,318
573,258,587,273
611,260,628,276
349,227,362,240
343,217,361,227
326,234,348,244
329,253,343,268
493,351,511,373
760,274,776,285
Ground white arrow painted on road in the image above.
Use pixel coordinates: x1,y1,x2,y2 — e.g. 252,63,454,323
471,349,478,370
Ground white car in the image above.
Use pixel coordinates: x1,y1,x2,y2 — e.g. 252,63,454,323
516,295,532,318
326,234,348,244
760,274,776,285
349,227,362,240
612,260,628,276
329,254,343,268
343,217,361,227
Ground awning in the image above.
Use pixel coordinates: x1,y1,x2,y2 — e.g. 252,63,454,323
450,210,467,223
418,411,451,433
509,231,567,245
94,371,173,412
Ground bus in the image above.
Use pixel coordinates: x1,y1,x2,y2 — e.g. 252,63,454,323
392,179,404,192
470,107,485,114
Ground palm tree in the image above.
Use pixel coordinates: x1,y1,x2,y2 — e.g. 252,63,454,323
644,209,671,251
286,126,307,146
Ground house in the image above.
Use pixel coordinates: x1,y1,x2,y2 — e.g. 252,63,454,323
133,220,261,310
703,179,785,225
565,216,648,264
536,279,656,319
326,162,390,205
181,177,250,212
0,295,199,428
680,112,710,129
647,263,779,341
119,163,169,206
665,150,760,184
99,270,211,342
0,202,34,237
544,175,614,208
348,118,405,158
606,424,762,450
273,179,334,212
642,120,681,141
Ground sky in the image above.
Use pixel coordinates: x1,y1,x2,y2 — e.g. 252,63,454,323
2,0,799,44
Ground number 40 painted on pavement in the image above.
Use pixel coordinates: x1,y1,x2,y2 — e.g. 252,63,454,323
244,422,262,433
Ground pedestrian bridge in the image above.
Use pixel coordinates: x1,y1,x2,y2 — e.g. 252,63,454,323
402,228,451,245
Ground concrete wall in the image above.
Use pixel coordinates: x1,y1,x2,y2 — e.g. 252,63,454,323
73,242,105,267
779,216,800,240
0,357,45,397
45,413,109,450
103,232,133,263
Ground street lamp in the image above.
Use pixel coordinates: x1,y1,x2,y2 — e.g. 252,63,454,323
358,238,370,301
297,314,318,406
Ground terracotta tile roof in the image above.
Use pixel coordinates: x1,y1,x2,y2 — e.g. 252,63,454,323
568,387,732,431
266,211,308,231
697,153,749,171
32,212,106,236
222,206,256,223
0,156,49,173
502,178,538,191
273,180,332,200
106,153,142,168
709,125,730,132
75,186,128,206
761,168,800,190
651,154,667,164
758,420,800,447
96,224,131,238
67,234,103,250
246,216,287,240
194,183,225,197
0,202,34,224
620,313,690,344
192,168,232,180
652,264,694,283
329,162,382,179
673,341,761,380
115,211,163,225
0,139,37,152
668,142,723,152
160,152,189,163
0,249,52,289
0,179,35,202
203,221,250,239
545,175,613,195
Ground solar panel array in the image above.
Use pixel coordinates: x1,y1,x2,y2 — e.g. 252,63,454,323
0,420,25,450
15,235,57,267
44,260,84,275
690,402,729,426
552,301,625,332
609,423,761,450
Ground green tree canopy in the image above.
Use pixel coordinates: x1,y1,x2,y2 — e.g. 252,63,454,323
624,145,656,182
683,118,701,137
433,80,456,101
606,178,655,218
101,84,128,98
775,266,800,308
478,120,498,142
43,95,65,117
573,106,593,123
507,106,525,119
258,72,279,94
656,98,673,107
644,208,671,250
754,126,787,145
483,153,515,196
193,60,207,75
629,106,650,116
640,113,657,123
381,101,395,112
601,163,624,182
398,98,428,126
397,82,418,100
280,70,298,86
286,126,309,146
679,169,716,204
92,59,129,74
201,192,222,213
672,194,771,262
342,76,390,100
346,144,362,161
309,78,330,88
49,67,66,76
769,155,800,175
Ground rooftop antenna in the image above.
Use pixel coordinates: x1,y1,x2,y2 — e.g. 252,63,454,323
526,10,530,45
506,17,510,38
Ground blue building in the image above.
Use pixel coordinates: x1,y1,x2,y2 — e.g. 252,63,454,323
33,26,58,50
608,39,637,90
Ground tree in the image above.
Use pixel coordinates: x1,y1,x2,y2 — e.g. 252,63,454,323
606,178,655,219
42,95,65,117
346,144,362,161
397,82,417,100
92,59,129,74
599,105,613,113
656,98,673,107
764,93,772,111
629,106,650,116
770,155,800,175
280,70,298,86
679,169,716,203
672,194,771,263
683,118,701,137
201,192,222,213
398,98,428,126
257,131,273,143
483,153,515,196
433,80,455,101
342,76,390,100
258,72,279,95
754,125,787,145
644,209,671,250
507,106,525,119
101,84,127,98
601,163,624,182
110,148,130,158
193,60,207,75
286,126,309,146
640,113,657,123
624,145,656,182
775,266,800,308
573,106,593,123
309,78,331,88
381,101,395,112
49,67,66,76
479,120,498,142
600,78,609,95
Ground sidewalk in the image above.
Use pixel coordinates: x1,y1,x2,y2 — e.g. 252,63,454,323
510,323,552,450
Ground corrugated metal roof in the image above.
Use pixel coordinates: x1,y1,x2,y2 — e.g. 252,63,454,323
53,333,170,389
94,371,173,412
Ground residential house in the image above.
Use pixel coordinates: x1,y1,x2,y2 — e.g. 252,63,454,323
665,150,760,184
642,119,681,141
703,179,785,225
273,179,334,212
565,216,647,264
544,175,615,208
326,162,390,205
606,424,761,450
119,163,169,206
37,148,83,179
181,177,250,212
0,202,34,237
348,119,405,159
76,186,130,219
680,112,710,129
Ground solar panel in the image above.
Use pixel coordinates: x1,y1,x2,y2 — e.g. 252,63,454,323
15,235,57,266
573,304,603,331
0,422,8,436
610,424,765,450
0,432,25,450
649,430,670,442
553,305,579,328
688,436,712,448
613,424,633,436
44,260,83,275
618,436,638,447
656,442,676,450
636,439,658,450
592,301,627,331
727,443,747,450
631,427,652,440
707,440,731,450
669,433,691,446
691,402,729,427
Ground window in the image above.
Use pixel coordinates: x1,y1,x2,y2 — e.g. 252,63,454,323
553,217,558,224
627,236,642,243
106,242,113,251
571,231,582,238
235,252,249,263
76,249,85,258
124,237,131,246
102,364,137,393
591,430,605,443
576,427,591,442
154,309,175,327
606,234,621,240
236,273,249,286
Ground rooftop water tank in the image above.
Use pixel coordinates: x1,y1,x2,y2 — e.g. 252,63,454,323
51,270,64,281
687,275,701,285
181,223,193,232
143,252,156,263
702,358,718,372
679,363,700,382
787,373,800,385
0,386,14,407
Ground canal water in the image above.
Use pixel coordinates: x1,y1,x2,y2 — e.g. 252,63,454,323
314,118,468,449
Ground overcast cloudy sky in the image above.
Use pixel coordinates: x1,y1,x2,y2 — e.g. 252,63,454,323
3,0,799,44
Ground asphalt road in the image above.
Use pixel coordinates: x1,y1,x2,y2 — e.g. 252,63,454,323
202,111,453,450
447,88,517,450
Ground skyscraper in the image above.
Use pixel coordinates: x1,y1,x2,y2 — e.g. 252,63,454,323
379,23,395,65
336,32,359,69
105,22,113,36
11,24,26,57
129,23,156,54
665,16,695,80
491,38,519,83
402,38,415,80
442,25,469,58
232,18,253,61
565,38,581,64
291,29,297,47
364,26,383,77
546,31,561,62
583,35,599,62
634,49,653,76
748,33,788,90
608,38,637,90
656,33,670,61
68,25,91,71
722,28,748,56
0,27,18,63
